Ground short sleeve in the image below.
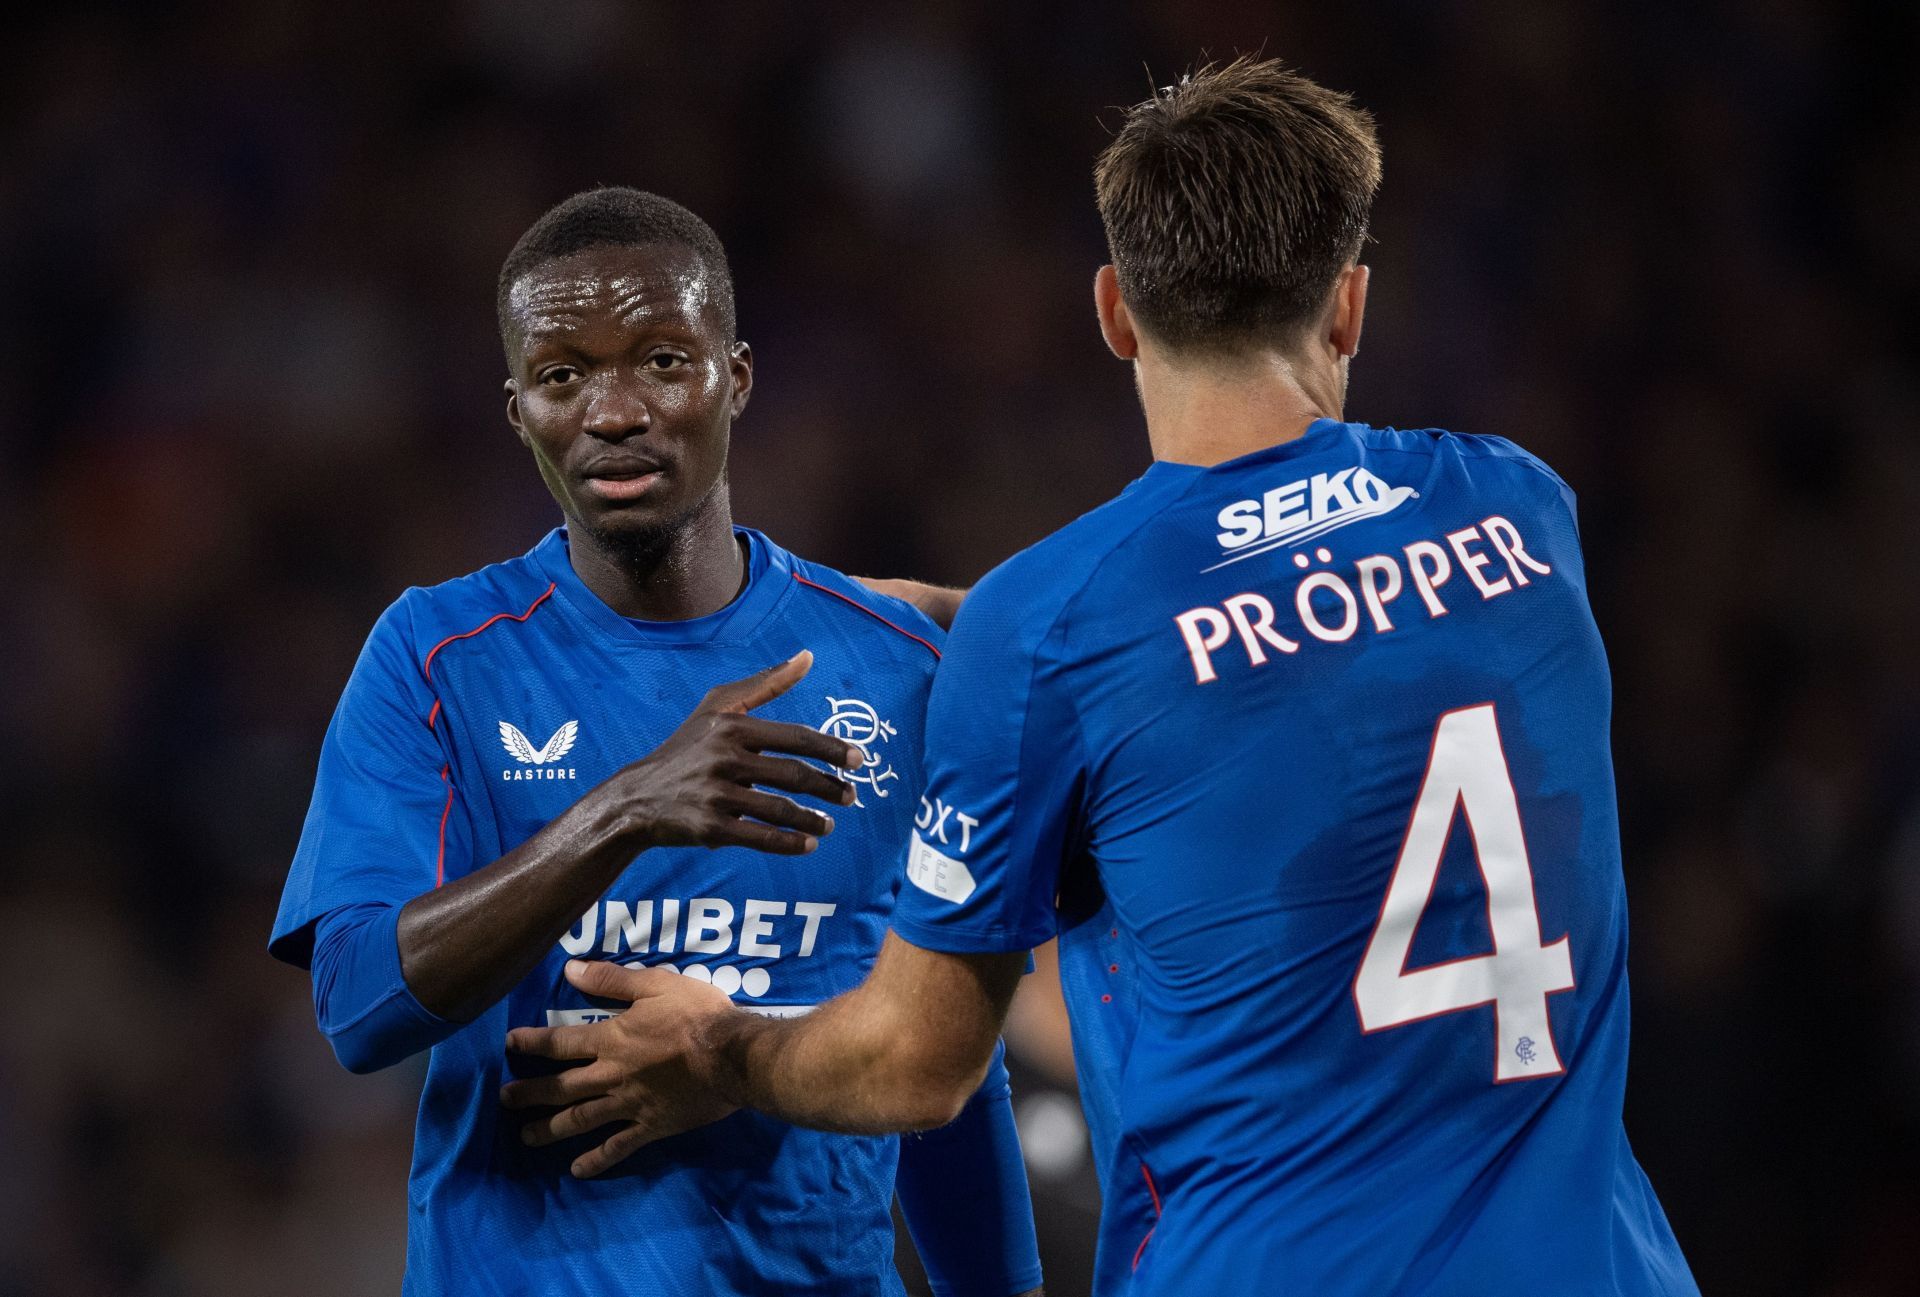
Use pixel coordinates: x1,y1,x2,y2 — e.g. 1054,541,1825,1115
269,596,467,968
889,569,1084,954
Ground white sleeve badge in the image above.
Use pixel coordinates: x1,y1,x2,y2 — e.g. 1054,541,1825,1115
906,835,976,904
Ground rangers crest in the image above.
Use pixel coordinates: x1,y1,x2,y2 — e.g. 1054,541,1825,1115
817,696,898,807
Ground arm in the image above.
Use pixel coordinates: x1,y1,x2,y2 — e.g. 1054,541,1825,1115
896,1041,1046,1297
308,902,449,1074
855,577,969,631
1000,939,1077,1086
501,936,1024,1173
501,563,1080,1170
707,934,1025,1130
396,652,860,1020
284,647,862,1071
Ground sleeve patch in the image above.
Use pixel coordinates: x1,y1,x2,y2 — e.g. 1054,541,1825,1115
907,835,977,904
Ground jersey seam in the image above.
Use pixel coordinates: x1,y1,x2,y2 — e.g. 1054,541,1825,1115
1132,1159,1162,1272
407,587,555,889
1362,432,1572,493
1042,470,1217,801
433,765,456,887
323,959,441,1038
791,572,943,659
981,476,1202,945
417,582,558,692
893,912,1052,951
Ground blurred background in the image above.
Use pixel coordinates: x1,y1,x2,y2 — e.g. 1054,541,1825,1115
2,1,1916,1292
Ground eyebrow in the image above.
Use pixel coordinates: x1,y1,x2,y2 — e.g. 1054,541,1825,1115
516,324,587,352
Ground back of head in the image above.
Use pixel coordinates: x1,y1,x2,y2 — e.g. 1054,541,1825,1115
1095,57,1382,356
496,186,737,351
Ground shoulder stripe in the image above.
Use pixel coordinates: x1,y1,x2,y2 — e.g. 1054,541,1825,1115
419,583,557,686
793,573,941,660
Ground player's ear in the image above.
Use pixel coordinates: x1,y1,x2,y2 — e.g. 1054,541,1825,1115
1094,265,1139,361
728,341,753,418
1330,263,1370,360
504,378,531,449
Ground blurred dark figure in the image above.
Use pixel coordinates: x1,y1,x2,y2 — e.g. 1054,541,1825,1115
0,3,1914,1294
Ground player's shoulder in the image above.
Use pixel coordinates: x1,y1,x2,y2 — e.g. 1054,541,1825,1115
1357,422,1575,496
376,531,563,666
781,546,947,668
957,472,1191,649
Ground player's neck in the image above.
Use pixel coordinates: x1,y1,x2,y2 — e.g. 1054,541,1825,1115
1138,346,1346,467
567,489,747,622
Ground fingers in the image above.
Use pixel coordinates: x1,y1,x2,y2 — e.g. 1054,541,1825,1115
732,754,858,807
520,1096,627,1148
722,788,836,837
504,1023,599,1061
571,1123,661,1179
704,650,812,714
562,957,657,1003
713,818,824,855
729,716,864,771
500,1063,614,1112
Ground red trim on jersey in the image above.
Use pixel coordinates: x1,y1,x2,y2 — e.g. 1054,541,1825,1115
1132,1162,1162,1272
420,583,557,684
434,766,454,888
417,584,553,886
792,574,942,659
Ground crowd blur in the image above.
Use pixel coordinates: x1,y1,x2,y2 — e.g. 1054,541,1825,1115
2,1,1915,1293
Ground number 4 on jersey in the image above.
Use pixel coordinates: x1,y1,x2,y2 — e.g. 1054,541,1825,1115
1354,703,1575,1082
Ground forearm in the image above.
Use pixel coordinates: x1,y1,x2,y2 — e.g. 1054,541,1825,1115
397,789,641,1020
699,935,1023,1134
702,1001,962,1134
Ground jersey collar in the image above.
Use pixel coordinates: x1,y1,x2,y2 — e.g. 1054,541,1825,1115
530,526,795,646
1143,417,1355,479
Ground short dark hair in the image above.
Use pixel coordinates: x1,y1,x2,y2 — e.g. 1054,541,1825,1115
1094,57,1382,354
496,187,737,351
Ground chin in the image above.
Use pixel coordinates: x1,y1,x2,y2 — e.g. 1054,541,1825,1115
572,495,696,566
579,506,674,552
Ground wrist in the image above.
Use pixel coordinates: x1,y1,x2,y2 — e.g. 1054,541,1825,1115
572,769,659,856
689,1002,761,1105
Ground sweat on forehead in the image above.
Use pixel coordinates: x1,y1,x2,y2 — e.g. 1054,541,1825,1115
496,186,738,351
506,247,720,338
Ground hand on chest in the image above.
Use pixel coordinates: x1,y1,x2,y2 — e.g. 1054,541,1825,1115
464,648,923,847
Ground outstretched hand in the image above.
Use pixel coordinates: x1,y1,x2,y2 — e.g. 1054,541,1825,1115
502,959,742,1178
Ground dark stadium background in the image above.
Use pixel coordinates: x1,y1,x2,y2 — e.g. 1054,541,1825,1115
3,2,1915,1293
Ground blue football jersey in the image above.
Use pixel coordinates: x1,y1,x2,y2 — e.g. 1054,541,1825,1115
890,420,1698,1296
271,527,1031,1296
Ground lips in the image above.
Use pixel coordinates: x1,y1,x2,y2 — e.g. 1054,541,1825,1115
581,459,666,502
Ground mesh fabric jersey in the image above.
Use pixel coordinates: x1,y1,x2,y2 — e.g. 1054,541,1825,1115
890,420,1699,1296
271,527,1036,1296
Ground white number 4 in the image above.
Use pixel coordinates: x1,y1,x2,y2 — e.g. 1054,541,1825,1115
1354,703,1575,1082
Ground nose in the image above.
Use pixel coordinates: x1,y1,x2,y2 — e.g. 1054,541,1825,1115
581,372,650,441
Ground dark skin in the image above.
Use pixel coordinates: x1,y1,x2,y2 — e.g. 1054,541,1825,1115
394,243,864,1020
504,242,747,621
495,251,1373,1194
372,239,1035,1294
